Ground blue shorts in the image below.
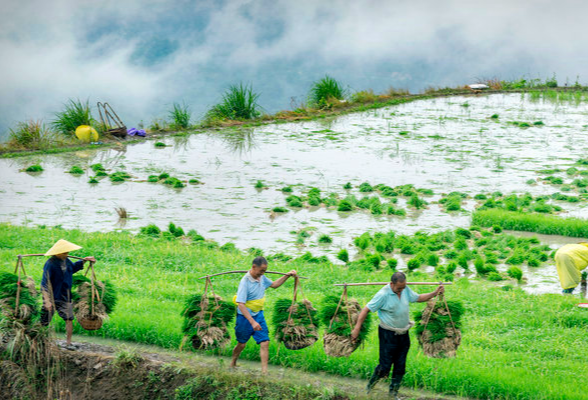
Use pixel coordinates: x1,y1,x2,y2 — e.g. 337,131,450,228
235,311,270,344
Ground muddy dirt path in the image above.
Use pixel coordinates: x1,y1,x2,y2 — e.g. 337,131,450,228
61,334,470,400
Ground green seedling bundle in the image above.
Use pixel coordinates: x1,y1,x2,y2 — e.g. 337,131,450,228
272,298,319,350
321,294,371,357
181,293,235,350
415,298,464,358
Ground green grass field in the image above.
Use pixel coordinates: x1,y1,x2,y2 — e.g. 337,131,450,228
1,224,587,399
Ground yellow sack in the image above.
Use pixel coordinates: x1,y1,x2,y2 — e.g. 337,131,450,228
75,125,99,142
233,295,265,312
555,244,588,289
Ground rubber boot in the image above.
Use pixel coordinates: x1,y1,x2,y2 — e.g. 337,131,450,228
389,379,401,400
562,287,576,294
366,373,380,394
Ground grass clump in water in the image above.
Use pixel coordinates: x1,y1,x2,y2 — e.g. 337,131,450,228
68,165,84,174
154,142,166,148
205,83,262,121
24,164,43,172
272,207,289,213
88,177,99,184
336,249,349,263
318,234,333,244
110,171,131,182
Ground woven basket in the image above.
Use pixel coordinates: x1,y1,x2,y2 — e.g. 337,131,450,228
78,316,103,331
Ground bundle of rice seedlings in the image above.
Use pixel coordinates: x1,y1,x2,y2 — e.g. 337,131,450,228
272,298,319,350
414,298,464,358
71,275,117,329
182,293,235,350
321,294,371,357
0,272,39,322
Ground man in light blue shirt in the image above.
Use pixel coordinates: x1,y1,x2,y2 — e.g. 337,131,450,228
351,272,444,399
230,256,296,374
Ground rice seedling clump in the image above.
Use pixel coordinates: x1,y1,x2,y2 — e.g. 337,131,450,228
181,293,235,350
414,298,464,358
0,272,39,322
24,164,43,172
68,165,84,174
71,275,118,328
321,294,371,357
272,298,320,350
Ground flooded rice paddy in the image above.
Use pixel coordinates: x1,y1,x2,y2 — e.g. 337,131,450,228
1,93,588,294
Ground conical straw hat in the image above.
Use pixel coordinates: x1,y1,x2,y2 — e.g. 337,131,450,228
45,239,82,256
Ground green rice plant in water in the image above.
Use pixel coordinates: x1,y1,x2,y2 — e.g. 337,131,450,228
354,233,371,251
255,180,266,189
507,266,523,281
272,298,320,350
359,182,373,192
147,175,159,183
154,142,166,148
158,173,169,180
336,249,349,263
487,272,504,281
318,234,333,244
387,258,398,270
205,83,262,121
490,114,499,119
337,199,355,211
407,258,420,271
68,165,84,174
140,224,161,237
88,177,99,184
272,207,289,213
343,182,352,190
24,164,43,172
281,186,293,193
168,223,185,237
189,179,201,184
91,163,106,173
110,171,131,182
408,193,426,209
52,98,95,136
308,75,346,108
168,102,191,130
286,195,303,208
427,253,439,267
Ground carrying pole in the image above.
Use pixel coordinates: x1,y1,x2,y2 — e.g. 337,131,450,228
198,270,308,280
333,282,452,287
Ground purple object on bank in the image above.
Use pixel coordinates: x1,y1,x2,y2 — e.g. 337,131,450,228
127,127,147,137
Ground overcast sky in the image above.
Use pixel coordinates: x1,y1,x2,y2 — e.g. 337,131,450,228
1,0,587,139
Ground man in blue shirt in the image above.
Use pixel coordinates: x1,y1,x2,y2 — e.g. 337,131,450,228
41,239,96,348
230,256,296,374
351,272,444,399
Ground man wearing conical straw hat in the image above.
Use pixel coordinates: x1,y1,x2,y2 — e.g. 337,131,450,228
41,239,96,348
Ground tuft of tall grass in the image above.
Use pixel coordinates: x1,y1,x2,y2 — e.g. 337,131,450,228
205,83,262,121
168,103,191,130
308,75,346,108
52,99,95,136
8,120,54,150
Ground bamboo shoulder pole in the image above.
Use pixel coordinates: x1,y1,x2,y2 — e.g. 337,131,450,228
16,253,86,260
198,270,308,280
333,282,453,286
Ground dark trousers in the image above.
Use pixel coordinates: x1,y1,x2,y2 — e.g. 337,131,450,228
369,326,411,391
